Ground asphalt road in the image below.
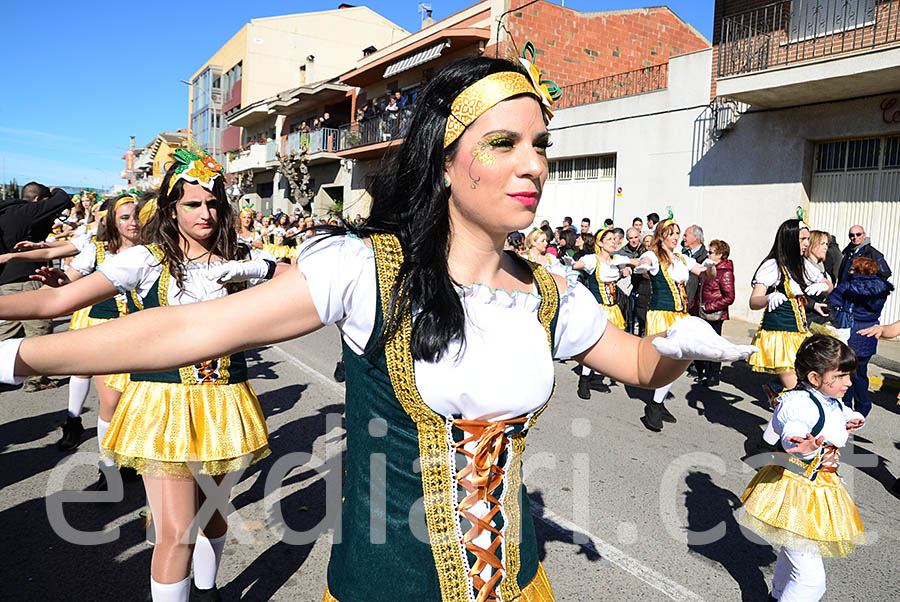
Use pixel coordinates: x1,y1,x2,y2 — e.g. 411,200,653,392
1,321,899,601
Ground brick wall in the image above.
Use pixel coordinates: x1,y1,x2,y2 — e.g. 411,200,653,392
711,0,776,97
493,2,709,89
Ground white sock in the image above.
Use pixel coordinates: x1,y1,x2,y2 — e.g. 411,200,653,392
580,365,592,376
192,533,226,590
67,376,92,418
653,384,672,404
97,418,115,467
150,576,190,602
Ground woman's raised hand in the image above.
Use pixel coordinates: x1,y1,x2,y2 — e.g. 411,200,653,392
651,316,758,362
29,267,70,287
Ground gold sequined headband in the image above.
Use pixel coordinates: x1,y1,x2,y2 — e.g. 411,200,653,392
97,195,138,220
443,42,559,148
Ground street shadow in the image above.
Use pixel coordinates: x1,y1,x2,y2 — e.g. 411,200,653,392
870,382,900,416
255,383,309,420
719,361,775,412
245,347,280,381
530,490,602,563
684,471,776,601
844,438,899,497
685,384,767,457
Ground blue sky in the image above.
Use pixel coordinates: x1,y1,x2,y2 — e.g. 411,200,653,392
0,1,713,189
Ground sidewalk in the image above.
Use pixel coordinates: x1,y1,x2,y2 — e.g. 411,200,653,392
723,318,900,398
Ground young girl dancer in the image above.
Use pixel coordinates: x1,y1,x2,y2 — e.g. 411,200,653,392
0,150,280,601
0,193,142,460
572,227,632,398
739,334,866,601
633,217,716,431
235,204,263,249
748,219,831,401
0,56,754,602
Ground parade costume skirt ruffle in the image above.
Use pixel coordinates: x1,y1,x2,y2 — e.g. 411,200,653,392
101,380,269,477
748,329,811,374
103,372,131,392
321,562,555,602
738,464,865,558
264,243,296,260
68,307,106,331
646,310,688,336
600,304,626,330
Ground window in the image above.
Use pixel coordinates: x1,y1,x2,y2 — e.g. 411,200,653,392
847,138,879,170
882,136,899,169
547,155,615,181
816,141,846,172
789,0,877,42
815,136,898,172
257,182,274,199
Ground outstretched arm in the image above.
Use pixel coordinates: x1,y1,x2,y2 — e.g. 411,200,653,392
12,268,324,378
0,241,79,264
0,270,117,320
575,326,688,388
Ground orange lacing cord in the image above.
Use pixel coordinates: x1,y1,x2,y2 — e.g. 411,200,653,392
196,360,218,383
452,416,528,602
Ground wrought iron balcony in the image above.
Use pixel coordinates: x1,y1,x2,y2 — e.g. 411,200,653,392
555,63,669,109
338,107,415,151
718,0,900,77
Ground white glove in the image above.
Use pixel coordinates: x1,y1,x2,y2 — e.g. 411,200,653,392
767,292,788,311
204,259,272,285
0,339,26,385
651,316,759,362
804,282,829,297
702,258,717,268
633,262,651,274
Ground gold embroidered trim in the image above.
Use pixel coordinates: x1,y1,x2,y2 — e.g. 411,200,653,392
371,233,471,601
660,255,689,313
520,259,557,429
500,434,527,601
781,267,809,333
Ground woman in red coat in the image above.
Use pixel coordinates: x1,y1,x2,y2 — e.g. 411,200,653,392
692,239,736,386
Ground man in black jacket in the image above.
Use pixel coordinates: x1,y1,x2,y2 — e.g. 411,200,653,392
838,225,892,285
0,182,71,391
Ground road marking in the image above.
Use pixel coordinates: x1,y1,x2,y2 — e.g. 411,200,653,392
531,501,706,601
268,342,705,601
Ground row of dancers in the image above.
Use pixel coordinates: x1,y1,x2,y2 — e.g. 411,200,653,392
0,51,876,602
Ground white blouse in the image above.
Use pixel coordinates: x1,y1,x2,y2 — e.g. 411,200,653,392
296,235,607,421
752,258,824,292
580,254,628,282
70,241,117,276
773,386,865,459
640,251,696,283
98,245,274,306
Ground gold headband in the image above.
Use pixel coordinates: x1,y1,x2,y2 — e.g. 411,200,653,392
97,196,137,220
138,198,158,226
444,72,541,148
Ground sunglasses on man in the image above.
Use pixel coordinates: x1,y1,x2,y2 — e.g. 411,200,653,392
849,232,864,239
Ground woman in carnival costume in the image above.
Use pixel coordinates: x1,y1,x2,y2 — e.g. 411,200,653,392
0,192,143,461
235,203,263,249
571,227,633,398
738,334,866,601
0,149,281,602
0,52,754,602
632,216,718,431
748,217,831,402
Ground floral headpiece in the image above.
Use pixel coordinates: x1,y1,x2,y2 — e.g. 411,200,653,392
443,41,559,148
167,148,224,194
239,202,256,219
796,206,810,229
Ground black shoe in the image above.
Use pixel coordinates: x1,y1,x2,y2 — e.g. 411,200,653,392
120,466,140,482
767,594,778,602
659,404,677,423
642,403,663,432
588,377,611,393
703,376,720,388
191,583,222,602
87,468,109,493
889,478,900,500
687,363,699,377
577,375,591,400
57,415,85,451
333,360,345,383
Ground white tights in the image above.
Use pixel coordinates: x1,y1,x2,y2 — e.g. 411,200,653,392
771,547,826,601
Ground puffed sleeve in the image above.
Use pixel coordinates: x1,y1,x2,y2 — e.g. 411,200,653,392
68,243,97,276
69,234,92,253
773,391,820,460
294,235,377,354
96,245,162,298
639,250,660,275
580,254,598,275
681,253,697,271
752,258,779,287
553,276,607,359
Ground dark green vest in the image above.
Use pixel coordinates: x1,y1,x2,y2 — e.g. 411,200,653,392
648,257,689,312
86,242,128,320
327,234,559,602
760,270,807,333
587,263,617,306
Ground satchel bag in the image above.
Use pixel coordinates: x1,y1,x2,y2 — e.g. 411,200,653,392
699,305,724,322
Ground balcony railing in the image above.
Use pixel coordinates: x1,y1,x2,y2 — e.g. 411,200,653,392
338,107,414,150
718,0,900,77
285,128,342,154
555,64,669,109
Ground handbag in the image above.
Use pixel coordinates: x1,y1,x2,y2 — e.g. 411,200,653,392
699,306,724,321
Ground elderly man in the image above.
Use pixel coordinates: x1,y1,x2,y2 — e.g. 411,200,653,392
619,227,643,332
681,224,708,305
838,225,891,284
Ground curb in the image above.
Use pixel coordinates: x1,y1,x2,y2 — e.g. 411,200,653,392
868,375,900,403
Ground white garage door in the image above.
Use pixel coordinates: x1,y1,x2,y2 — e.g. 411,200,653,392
808,136,900,323
536,155,616,229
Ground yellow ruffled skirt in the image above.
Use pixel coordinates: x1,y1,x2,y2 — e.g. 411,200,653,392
264,243,295,260
101,380,269,477
600,304,626,330
322,562,555,602
646,310,688,336
68,306,106,331
738,464,864,558
103,372,131,392
748,329,811,374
